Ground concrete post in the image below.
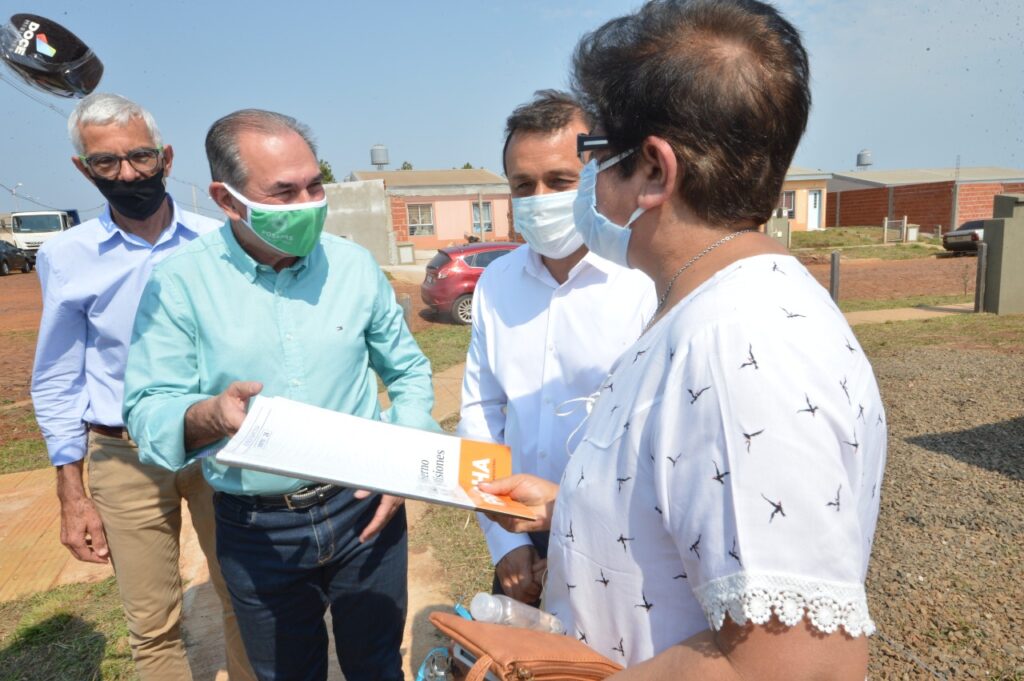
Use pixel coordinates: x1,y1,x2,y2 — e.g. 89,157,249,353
981,194,1024,314
974,243,987,313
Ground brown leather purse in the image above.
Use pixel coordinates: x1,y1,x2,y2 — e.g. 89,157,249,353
429,611,624,681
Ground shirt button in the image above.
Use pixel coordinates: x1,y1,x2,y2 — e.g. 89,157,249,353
285,333,293,341
547,344,554,352
539,451,547,458
290,379,301,386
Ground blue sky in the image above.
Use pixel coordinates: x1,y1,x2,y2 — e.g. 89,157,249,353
1,0,1020,220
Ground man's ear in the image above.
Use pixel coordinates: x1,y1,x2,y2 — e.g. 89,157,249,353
636,136,678,211
209,182,244,222
71,155,96,185
161,144,174,177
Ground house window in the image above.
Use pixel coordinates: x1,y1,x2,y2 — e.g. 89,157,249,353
408,204,434,236
778,191,796,219
472,201,493,233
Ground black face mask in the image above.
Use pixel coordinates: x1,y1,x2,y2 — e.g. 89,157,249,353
93,169,168,221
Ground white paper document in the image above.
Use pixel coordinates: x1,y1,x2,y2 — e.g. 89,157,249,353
216,396,535,519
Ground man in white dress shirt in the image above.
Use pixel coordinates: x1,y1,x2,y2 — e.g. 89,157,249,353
31,93,252,681
458,91,655,603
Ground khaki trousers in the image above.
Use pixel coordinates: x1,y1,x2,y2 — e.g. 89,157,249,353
87,433,255,681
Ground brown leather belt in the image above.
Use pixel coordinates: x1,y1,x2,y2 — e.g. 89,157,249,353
86,422,129,439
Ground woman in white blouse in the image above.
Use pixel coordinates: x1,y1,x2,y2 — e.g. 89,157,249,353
481,1,886,679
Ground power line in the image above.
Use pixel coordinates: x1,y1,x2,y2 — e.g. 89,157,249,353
0,72,69,119
168,176,206,191
166,177,227,218
1,179,221,218
0,181,103,211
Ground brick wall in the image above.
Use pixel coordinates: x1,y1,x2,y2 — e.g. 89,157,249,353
827,187,888,227
893,181,954,232
828,181,1024,230
825,194,838,227
957,182,1024,224
390,197,408,241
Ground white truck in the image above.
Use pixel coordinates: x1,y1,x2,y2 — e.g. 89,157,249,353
0,209,80,254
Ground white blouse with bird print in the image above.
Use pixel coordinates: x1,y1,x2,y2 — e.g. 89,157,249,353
545,254,887,667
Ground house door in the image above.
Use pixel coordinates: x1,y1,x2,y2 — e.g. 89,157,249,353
807,190,822,230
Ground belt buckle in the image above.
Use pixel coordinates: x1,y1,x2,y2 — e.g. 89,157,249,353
282,484,333,510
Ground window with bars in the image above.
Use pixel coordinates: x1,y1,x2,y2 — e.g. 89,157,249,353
472,201,493,233
407,203,435,236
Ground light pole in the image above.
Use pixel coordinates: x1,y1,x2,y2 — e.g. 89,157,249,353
12,182,23,211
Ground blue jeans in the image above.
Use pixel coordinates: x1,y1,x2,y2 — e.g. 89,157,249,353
214,488,407,681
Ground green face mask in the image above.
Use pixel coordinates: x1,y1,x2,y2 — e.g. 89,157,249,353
223,183,327,257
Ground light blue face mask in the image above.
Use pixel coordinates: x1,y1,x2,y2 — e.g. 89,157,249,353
571,149,644,268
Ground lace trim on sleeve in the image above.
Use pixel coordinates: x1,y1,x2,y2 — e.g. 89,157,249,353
692,572,876,637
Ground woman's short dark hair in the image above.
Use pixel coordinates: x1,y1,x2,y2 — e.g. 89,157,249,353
502,90,584,173
572,0,811,227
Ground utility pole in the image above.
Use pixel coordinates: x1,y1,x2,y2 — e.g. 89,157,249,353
12,182,23,211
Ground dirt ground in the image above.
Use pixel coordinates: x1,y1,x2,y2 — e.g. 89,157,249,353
0,253,984,486
3,254,1013,678
803,254,978,300
0,274,441,404
0,272,40,402
390,279,441,333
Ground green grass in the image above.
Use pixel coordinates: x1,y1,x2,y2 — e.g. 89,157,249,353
855,312,1024,357
408,504,493,604
0,406,48,474
0,438,48,475
790,227,944,260
791,227,885,249
0,329,37,341
0,578,135,681
838,293,973,313
412,325,472,374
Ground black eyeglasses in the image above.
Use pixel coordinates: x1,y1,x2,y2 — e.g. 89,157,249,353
577,134,610,164
79,146,163,180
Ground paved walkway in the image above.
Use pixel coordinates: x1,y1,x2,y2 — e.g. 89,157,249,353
0,303,975,677
844,302,974,325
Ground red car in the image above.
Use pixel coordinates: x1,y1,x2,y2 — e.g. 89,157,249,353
421,242,518,324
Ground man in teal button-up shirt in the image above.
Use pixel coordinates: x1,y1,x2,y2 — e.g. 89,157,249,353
124,109,435,681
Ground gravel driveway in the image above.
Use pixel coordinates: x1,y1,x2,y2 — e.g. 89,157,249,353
866,346,1023,679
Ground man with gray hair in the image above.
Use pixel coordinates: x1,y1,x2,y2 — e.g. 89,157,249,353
31,93,253,680
123,108,435,680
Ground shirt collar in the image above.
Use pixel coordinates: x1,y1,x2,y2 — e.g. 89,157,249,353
523,244,616,286
221,222,315,283
96,194,198,248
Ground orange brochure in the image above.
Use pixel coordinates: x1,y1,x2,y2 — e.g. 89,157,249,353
216,396,535,519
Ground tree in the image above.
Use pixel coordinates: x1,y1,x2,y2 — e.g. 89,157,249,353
461,162,474,169
319,159,336,183
400,161,413,170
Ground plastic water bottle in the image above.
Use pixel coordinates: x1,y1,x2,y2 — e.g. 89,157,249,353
469,592,566,634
